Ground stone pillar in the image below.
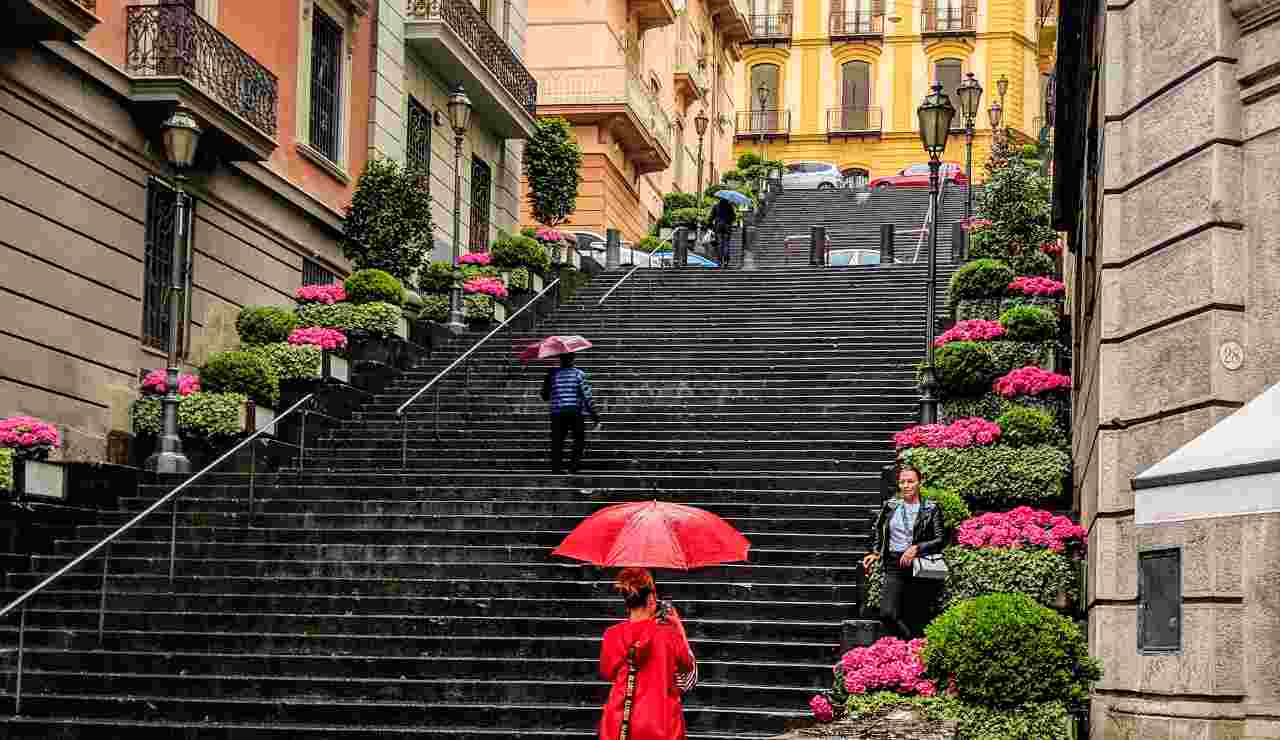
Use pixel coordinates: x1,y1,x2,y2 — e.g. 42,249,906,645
950,222,966,262
881,223,895,264
672,227,687,270
810,226,826,266
605,228,621,270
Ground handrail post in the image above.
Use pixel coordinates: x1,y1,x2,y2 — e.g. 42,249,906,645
400,414,409,469
168,499,179,585
15,605,26,714
299,409,308,472
247,440,256,524
97,545,110,643
433,388,441,441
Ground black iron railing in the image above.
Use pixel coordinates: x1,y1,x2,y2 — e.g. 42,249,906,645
735,109,790,136
407,0,538,115
749,14,792,38
829,12,883,37
126,3,278,137
921,2,977,32
827,107,883,134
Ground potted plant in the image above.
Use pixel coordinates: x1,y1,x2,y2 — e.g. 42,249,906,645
341,269,406,367
176,392,249,468
0,415,64,498
524,115,583,274
200,350,279,434
251,340,324,416
289,327,349,384
463,276,509,324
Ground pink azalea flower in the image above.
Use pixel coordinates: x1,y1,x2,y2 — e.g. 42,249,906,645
834,637,936,697
955,507,1086,552
934,319,1005,347
993,367,1072,398
459,252,492,266
0,415,60,451
894,417,1002,450
295,283,346,305
1040,239,1064,256
535,226,570,244
141,369,201,396
463,277,509,299
1008,276,1066,297
288,327,348,351
809,694,834,722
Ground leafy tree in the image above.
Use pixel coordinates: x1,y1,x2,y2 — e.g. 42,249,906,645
341,158,433,286
524,117,583,227
973,139,1057,262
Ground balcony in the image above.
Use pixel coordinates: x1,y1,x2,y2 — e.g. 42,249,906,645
673,18,708,104
826,107,883,137
405,0,538,140
706,0,753,45
745,14,792,45
734,109,790,140
535,65,673,174
829,12,883,41
4,0,99,41
921,3,977,35
125,3,278,161
630,0,678,31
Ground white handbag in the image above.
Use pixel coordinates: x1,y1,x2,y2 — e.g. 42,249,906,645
912,554,948,580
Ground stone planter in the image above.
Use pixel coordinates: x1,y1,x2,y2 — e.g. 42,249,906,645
395,313,412,340
321,351,350,384
11,457,67,499
532,273,544,293
280,377,321,411
347,331,395,367
494,300,508,323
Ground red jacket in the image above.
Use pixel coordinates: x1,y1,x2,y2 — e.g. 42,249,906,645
598,618,694,740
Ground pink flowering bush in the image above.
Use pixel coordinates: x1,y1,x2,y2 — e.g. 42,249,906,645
809,693,835,722
894,417,1001,450
294,283,346,305
141,369,201,396
993,367,1071,398
956,506,1087,554
836,637,936,697
1040,238,1064,256
0,416,60,456
463,276,509,299
933,319,1005,347
534,226,571,244
1008,276,1065,297
459,252,492,266
288,327,348,351
960,218,992,232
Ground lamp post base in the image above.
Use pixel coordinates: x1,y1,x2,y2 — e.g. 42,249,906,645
918,367,940,425
446,287,466,335
147,449,192,475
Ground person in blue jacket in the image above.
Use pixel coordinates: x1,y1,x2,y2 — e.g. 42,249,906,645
540,353,600,474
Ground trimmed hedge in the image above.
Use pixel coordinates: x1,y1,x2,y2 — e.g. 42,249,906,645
948,259,1015,305
344,269,405,306
464,293,494,321
1013,249,1057,277
200,350,278,407
296,302,356,330
418,260,462,293
236,306,298,345
999,306,1058,343
923,485,971,530
994,404,1060,447
349,302,402,337
841,694,1071,740
943,546,1079,610
420,293,449,323
247,342,321,382
902,445,1070,505
0,448,13,492
932,341,1049,399
176,392,247,439
490,234,551,274
955,298,1004,322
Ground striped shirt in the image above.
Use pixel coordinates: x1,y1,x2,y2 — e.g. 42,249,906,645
542,367,595,414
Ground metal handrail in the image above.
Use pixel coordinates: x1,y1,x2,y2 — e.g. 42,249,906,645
913,176,948,263
597,238,669,307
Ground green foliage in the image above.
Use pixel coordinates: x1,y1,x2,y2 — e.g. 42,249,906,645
637,235,665,254
923,593,1101,707
0,447,11,491
999,306,1058,343
841,693,1071,740
200,350,278,407
524,117,583,227
949,259,1016,304
177,392,247,439
934,341,998,397
296,302,356,330
246,342,321,382
662,192,700,212
236,306,298,346
1014,249,1057,277
464,293,494,321
943,546,1079,611
986,341,1049,376
491,234,551,274
130,396,162,436
971,144,1058,263
862,562,882,610
902,445,1070,505
556,266,591,305
350,302,402,337
942,393,1005,422
341,157,433,285
996,404,1060,447
420,293,449,323
344,268,405,306
418,260,463,294
736,153,763,170
508,267,531,291
666,206,707,229
955,298,1004,322
922,485,972,530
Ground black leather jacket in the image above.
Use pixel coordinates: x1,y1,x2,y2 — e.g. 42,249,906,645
868,497,946,561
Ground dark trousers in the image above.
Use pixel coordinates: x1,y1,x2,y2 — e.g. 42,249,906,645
550,410,586,472
715,226,732,266
879,553,918,640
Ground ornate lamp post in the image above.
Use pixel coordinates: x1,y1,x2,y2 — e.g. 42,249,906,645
955,73,983,226
988,99,1003,149
694,109,710,257
446,85,473,334
916,82,955,425
996,73,1008,141
756,83,770,160
147,108,202,475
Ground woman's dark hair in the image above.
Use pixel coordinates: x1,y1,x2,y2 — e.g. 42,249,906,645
615,568,655,609
897,463,922,481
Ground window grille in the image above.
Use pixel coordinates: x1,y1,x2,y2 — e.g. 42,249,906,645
302,257,339,286
469,156,493,253
309,8,343,162
407,96,432,178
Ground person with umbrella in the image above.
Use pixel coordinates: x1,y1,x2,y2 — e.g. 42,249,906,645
709,190,750,268
532,336,600,474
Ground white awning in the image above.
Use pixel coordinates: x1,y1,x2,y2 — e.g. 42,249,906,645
1133,382,1280,526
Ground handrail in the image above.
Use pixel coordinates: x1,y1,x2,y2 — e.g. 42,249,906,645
913,177,948,263
395,278,563,419
0,392,319,622
597,238,669,307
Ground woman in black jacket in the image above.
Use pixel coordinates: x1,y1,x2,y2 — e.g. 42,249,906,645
862,464,946,639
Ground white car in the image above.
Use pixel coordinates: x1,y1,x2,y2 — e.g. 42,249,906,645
781,161,842,190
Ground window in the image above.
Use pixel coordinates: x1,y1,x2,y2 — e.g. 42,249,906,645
934,58,963,127
309,8,343,162
929,0,970,30
840,60,871,130
469,156,493,252
674,120,685,185
302,257,338,286
1138,548,1181,654
142,178,194,355
749,64,780,132
842,167,869,187
407,96,432,178
833,0,874,33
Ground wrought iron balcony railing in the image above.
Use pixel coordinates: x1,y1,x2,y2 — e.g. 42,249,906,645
827,107,883,135
406,0,537,114
829,11,883,37
735,109,790,137
674,17,708,92
749,14,792,39
921,2,977,33
126,3,278,137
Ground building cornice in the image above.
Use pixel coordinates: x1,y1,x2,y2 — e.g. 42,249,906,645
1229,0,1280,31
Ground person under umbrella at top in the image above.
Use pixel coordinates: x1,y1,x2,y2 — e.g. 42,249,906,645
530,336,600,474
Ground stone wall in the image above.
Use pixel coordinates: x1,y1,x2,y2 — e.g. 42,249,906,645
768,709,958,740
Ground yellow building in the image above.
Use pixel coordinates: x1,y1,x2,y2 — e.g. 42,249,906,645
732,0,1056,185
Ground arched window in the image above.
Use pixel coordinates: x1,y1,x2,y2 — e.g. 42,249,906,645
839,60,871,130
749,63,780,131
934,58,963,106
841,167,869,188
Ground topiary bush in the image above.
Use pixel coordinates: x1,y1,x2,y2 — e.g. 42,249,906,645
490,234,551,275
999,306,1058,343
340,157,432,284
418,260,462,294
1013,248,1057,277
942,546,1079,611
955,298,1004,322
837,693,1071,740
464,293,494,321
902,445,1070,505
344,269,405,306
949,259,1015,305
177,392,247,439
247,342,321,382
933,341,998,397
296,302,356,330
130,396,162,436
923,592,1101,708
667,207,707,229
420,293,449,323
200,350,278,407
995,404,1060,447
236,306,298,346
349,302,402,337
922,485,972,530
0,447,12,492
986,340,1049,375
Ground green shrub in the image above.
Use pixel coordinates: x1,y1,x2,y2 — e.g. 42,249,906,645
344,268,404,306
902,445,1069,505
841,693,1071,739
340,157,432,284
662,192,700,212
508,267,531,291
996,404,1060,447
986,341,1049,375
637,235,664,254
130,397,162,435
934,341,998,397
0,447,14,491
464,293,494,321
200,350,278,407
490,234,551,274
668,207,706,229
247,342,321,382
736,152,763,170
1014,249,1057,277
943,546,1079,611
418,260,462,294
349,302,402,337
236,306,298,345
863,564,882,610
955,298,1004,322
923,593,1101,707
922,485,971,530
420,293,449,323
999,306,1057,343
942,393,1006,422
177,392,247,439
949,259,1015,304
556,266,591,305
296,302,356,330
461,264,500,280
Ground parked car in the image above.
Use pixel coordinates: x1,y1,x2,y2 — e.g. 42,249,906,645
781,161,843,190
868,163,967,189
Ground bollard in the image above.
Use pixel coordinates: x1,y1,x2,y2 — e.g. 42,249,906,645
810,226,827,266
743,225,756,259
880,224,895,264
951,222,967,262
672,227,687,269
605,228,621,270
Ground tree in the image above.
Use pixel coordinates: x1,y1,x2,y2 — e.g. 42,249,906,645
524,117,583,227
972,139,1057,268
341,158,433,286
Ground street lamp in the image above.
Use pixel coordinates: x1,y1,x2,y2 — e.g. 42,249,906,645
148,107,202,474
955,73,983,231
446,84,473,334
916,82,955,425
694,109,710,263
988,99,1003,149
996,73,1008,142
757,83,770,160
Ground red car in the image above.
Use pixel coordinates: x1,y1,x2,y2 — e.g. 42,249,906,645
868,162,968,189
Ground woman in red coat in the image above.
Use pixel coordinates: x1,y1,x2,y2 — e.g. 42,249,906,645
599,568,694,740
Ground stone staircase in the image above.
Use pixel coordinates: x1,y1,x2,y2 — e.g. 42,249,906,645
0,263,953,738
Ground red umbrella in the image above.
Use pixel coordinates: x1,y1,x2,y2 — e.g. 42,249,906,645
519,334,593,363
552,500,750,570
